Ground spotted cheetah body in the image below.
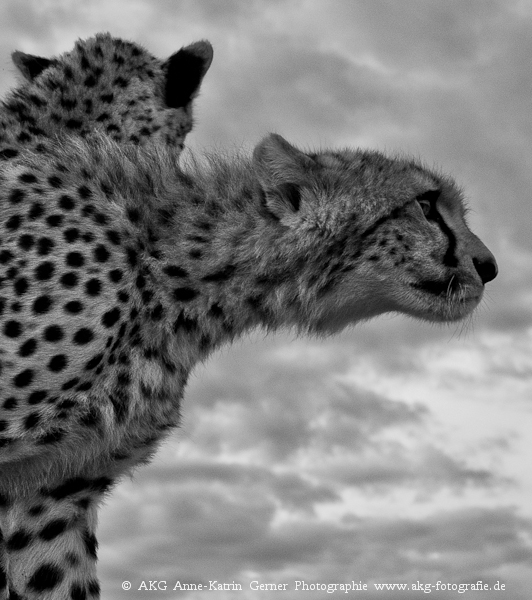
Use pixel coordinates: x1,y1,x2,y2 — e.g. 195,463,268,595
0,130,497,598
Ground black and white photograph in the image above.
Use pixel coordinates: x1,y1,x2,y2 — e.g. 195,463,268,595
0,1,529,599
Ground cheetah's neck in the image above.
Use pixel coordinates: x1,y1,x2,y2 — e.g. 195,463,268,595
155,154,323,352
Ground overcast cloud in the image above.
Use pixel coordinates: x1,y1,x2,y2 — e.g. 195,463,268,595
1,1,531,598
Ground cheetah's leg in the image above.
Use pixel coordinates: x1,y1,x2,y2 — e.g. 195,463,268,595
3,489,104,600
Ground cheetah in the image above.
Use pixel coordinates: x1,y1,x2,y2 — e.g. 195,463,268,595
1,32,212,159
0,132,497,598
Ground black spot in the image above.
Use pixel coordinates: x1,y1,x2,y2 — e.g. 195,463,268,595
150,303,164,321
64,228,80,243
44,325,64,342
102,308,120,328
163,265,188,278
78,185,92,199
14,369,34,388
9,188,25,204
58,194,75,210
19,338,37,357
46,214,63,227
24,411,39,429
66,252,84,267
100,92,114,103
39,518,69,541
2,398,17,410
37,237,55,256
5,214,22,231
35,261,55,281
64,300,83,314
28,390,47,404
33,295,53,314
28,201,45,220
73,328,93,345
6,529,32,551
126,247,138,267
81,204,94,216
113,76,128,88
188,234,208,244
48,175,63,189
106,229,121,245
19,172,37,184
4,320,21,337
93,212,108,225
14,277,29,295
0,250,13,264
44,477,89,499
66,118,82,129
0,148,19,160
87,580,101,597
28,504,45,516
173,287,198,302
93,244,110,262
61,272,79,288
85,353,103,370
127,208,140,223
17,131,31,142
109,269,123,282
70,583,87,600
35,428,64,445
85,278,101,296
202,264,236,282
209,303,225,318
173,312,198,334
84,74,97,87
18,233,34,250
27,564,64,592
62,378,80,391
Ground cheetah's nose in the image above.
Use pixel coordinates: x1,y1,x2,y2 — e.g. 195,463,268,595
473,255,498,284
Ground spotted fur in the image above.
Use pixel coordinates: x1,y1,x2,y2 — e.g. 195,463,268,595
1,33,212,158
0,133,497,598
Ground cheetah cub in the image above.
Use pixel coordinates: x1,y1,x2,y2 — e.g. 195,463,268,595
2,33,212,157
0,133,497,599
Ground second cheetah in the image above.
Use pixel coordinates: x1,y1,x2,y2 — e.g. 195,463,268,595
0,133,497,598
2,33,213,158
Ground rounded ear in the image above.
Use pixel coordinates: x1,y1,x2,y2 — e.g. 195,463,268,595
12,51,54,81
163,40,213,108
253,134,315,223
253,133,315,184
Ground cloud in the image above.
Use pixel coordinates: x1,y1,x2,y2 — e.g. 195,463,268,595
0,2,530,598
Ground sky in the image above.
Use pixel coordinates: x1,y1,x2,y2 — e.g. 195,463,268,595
1,1,531,598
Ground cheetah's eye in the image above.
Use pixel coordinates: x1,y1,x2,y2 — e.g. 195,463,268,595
416,189,440,220
418,199,431,217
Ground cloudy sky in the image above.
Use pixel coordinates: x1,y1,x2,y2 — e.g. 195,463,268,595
1,1,531,598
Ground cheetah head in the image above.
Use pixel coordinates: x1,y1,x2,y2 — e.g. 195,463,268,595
11,33,213,149
253,134,497,333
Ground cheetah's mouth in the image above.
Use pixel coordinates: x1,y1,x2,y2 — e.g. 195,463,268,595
410,276,461,297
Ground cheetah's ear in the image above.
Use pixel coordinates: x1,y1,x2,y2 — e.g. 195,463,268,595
253,134,315,223
163,40,213,108
12,51,55,81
